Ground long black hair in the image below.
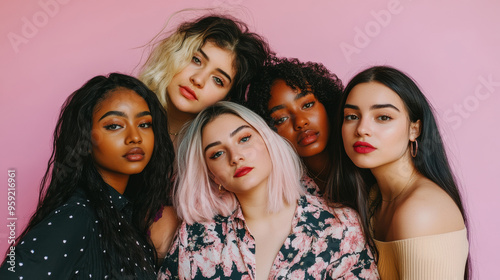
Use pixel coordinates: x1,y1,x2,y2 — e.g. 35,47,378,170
16,73,174,277
331,66,470,279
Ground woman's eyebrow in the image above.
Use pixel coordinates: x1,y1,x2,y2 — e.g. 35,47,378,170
199,48,232,83
344,104,400,112
203,125,250,153
99,111,126,121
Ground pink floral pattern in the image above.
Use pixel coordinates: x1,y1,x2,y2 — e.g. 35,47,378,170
159,194,378,279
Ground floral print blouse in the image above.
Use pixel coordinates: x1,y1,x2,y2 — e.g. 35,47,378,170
158,194,379,279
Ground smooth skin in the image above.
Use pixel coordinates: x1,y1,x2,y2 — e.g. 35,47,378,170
166,41,236,141
268,79,331,190
91,88,154,194
342,81,464,242
152,41,236,259
203,114,297,280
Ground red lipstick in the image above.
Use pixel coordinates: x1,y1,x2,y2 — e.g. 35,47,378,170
353,141,376,154
179,86,197,101
234,166,253,178
297,130,319,146
124,147,145,161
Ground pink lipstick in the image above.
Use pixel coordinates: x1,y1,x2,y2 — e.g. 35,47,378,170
179,86,197,101
353,141,376,154
124,147,145,161
234,167,253,178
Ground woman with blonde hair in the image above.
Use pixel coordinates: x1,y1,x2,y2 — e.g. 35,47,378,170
139,14,271,144
158,101,378,279
140,14,272,259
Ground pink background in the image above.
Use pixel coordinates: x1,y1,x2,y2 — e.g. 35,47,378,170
1,0,498,278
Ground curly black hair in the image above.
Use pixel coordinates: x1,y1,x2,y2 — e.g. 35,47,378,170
244,57,344,128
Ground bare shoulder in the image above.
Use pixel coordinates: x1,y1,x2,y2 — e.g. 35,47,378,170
392,177,465,240
149,206,180,259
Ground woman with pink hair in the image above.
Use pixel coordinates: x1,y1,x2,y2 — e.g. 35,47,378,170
158,101,379,279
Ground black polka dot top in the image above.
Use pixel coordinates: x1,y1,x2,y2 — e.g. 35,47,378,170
0,185,156,279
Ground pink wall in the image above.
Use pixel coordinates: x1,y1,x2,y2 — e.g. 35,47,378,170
1,0,498,278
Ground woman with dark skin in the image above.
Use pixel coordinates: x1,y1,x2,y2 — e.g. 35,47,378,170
0,73,174,279
245,57,343,196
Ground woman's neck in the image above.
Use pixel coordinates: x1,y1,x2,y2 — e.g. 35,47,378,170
371,154,417,202
235,182,297,224
302,149,331,192
166,102,197,146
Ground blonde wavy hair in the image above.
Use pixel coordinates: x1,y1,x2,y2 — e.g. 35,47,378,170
139,14,271,109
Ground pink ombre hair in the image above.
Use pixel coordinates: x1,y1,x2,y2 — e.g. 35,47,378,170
174,101,304,224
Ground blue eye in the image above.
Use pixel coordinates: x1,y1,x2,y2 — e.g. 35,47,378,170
213,76,224,86
240,135,251,143
104,124,122,130
209,151,224,159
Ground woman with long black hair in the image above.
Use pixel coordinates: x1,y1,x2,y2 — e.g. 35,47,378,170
334,66,470,279
0,73,174,279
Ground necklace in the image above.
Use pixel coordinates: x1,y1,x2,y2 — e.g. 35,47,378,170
307,164,328,183
382,170,416,203
169,131,179,136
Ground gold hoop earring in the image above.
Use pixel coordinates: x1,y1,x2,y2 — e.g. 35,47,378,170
218,184,224,193
411,140,418,158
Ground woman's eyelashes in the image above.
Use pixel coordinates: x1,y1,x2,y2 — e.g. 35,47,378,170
213,76,224,87
192,56,201,65
209,151,224,159
192,55,225,87
207,134,252,160
239,134,251,143
343,114,358,121
343,111,394,122
273,116,288,125
302,101,315,109
102,119,153,131
377,115,392,121
139,122,153,128
104,123,123,130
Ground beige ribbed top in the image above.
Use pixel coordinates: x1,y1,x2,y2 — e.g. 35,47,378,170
374,228,468,280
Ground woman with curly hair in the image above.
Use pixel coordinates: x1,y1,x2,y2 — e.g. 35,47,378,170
245,57,344,198
0,73,174,279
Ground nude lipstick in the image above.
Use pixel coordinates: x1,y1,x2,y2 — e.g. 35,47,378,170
124,147,145,161
353,141,376,154
297,130,319,146
179,86,197,100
